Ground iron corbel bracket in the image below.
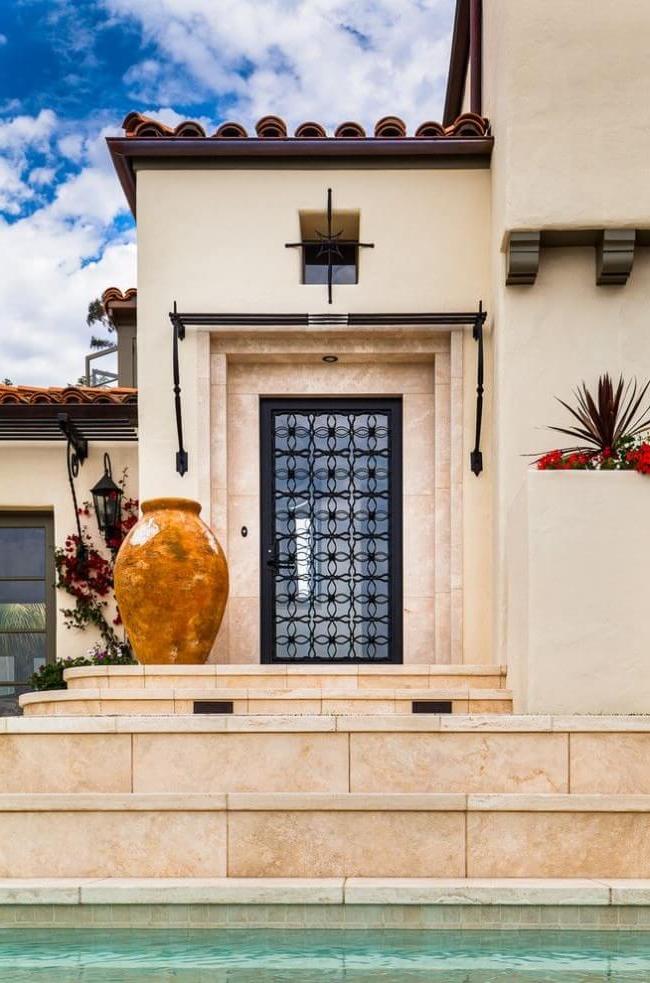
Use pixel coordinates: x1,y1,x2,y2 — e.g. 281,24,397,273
57,412,88,563
57,413,88,465
470,302,486,476
170,301,188,476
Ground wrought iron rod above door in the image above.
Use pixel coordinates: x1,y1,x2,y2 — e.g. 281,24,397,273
169,303,487,478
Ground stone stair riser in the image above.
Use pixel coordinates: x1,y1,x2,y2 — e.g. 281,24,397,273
2,726,650,795
1,794,650,879
20,688,513,716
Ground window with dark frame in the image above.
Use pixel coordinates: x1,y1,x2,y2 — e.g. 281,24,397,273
0,513,55,713
303,242,358,285
285,192,373,303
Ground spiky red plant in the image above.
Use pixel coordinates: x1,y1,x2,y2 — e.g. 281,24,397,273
549,373,650,455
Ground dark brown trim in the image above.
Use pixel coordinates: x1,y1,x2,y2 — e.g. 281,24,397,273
469,0,483,116
0,404,137,420
107,134,493,217
443,0,470,126
174,310,486,329
444,0,482,124
0,402,138,442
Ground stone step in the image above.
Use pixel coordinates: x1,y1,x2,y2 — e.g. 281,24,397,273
1,791,650,878
20,687,513,716
3,714,650,795
63,663,507,692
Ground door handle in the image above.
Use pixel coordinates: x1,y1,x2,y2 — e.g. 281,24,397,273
266,542,295,569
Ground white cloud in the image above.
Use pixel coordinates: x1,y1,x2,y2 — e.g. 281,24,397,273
28,166,56,186
0,109,56,152
0,1,456,384
104,0,454,131
0,118,136,386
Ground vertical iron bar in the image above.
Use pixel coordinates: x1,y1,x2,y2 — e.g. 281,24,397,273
470,300,485,476
170,301,188,476
326,187,333,304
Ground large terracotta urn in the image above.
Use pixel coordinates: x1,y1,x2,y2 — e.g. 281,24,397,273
114,498,228,665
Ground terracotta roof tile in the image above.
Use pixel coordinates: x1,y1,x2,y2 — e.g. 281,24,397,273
255,115,288,138
215,121,248,138
334,121,367,138
121,112,490,142
294,121,327,138
0,385,137,406
415,120,446,137
374,116,406,138
101,287,137,309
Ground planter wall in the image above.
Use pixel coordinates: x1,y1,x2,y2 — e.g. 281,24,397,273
520,471,650,713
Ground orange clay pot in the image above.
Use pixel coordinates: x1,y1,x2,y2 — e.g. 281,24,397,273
114,498,229,665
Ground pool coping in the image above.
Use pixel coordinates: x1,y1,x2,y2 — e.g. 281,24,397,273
2,878,650,906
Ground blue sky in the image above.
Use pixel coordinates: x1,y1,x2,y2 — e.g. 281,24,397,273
0,0,455,385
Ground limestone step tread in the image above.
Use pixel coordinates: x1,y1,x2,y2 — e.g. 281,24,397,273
1,791,649,810
65,664,507,677
63,664,507,692
23,687,512,701
2,877,650,906
5,713,650,733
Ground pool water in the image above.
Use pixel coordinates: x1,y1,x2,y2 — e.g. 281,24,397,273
0,929,650,981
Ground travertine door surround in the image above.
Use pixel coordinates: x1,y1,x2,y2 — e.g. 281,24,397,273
208,331,463,664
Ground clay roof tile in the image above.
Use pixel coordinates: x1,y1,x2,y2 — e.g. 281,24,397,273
119,111,490,143
255,115,288,138
0,385,138,406
374,116,406,138
334,121,366,138
214,122,248,138
294,121,327,138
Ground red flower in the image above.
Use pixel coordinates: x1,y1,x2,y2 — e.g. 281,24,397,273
537,450,563,470
627,442,650,475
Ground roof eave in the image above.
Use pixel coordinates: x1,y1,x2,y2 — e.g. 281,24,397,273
107,134,494,218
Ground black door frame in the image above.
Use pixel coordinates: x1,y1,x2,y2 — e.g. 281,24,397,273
260,397,403,664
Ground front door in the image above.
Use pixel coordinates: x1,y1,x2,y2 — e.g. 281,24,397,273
260,398,402,663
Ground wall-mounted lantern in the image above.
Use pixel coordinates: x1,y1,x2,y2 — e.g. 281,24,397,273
91,453,123,550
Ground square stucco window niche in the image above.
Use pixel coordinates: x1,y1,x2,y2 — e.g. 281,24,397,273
300,209,361,285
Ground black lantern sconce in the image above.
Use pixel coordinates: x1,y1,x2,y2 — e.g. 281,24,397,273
91,453,123,551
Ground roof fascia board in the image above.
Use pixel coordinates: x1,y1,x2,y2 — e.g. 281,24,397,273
107,134,493,218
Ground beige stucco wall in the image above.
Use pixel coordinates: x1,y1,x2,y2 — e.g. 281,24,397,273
482,0,650,696
135,164,493,664
0,442,138,661
520,471,650,714
484,0,650,230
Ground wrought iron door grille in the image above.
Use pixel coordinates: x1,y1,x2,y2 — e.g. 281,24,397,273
261,399,402,663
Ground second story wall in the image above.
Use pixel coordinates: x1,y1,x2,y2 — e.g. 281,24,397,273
135,163,492,503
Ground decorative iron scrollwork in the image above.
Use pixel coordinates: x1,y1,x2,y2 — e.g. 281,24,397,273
285,188,374,304
269,406,394,661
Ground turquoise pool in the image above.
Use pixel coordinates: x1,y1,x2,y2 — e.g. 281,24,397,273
1,929,650,981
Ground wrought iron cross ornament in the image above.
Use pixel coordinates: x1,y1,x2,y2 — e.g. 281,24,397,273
285,188,374,303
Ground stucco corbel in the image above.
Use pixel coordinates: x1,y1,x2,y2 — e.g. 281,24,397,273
596,229,636,285
505,231,541,286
